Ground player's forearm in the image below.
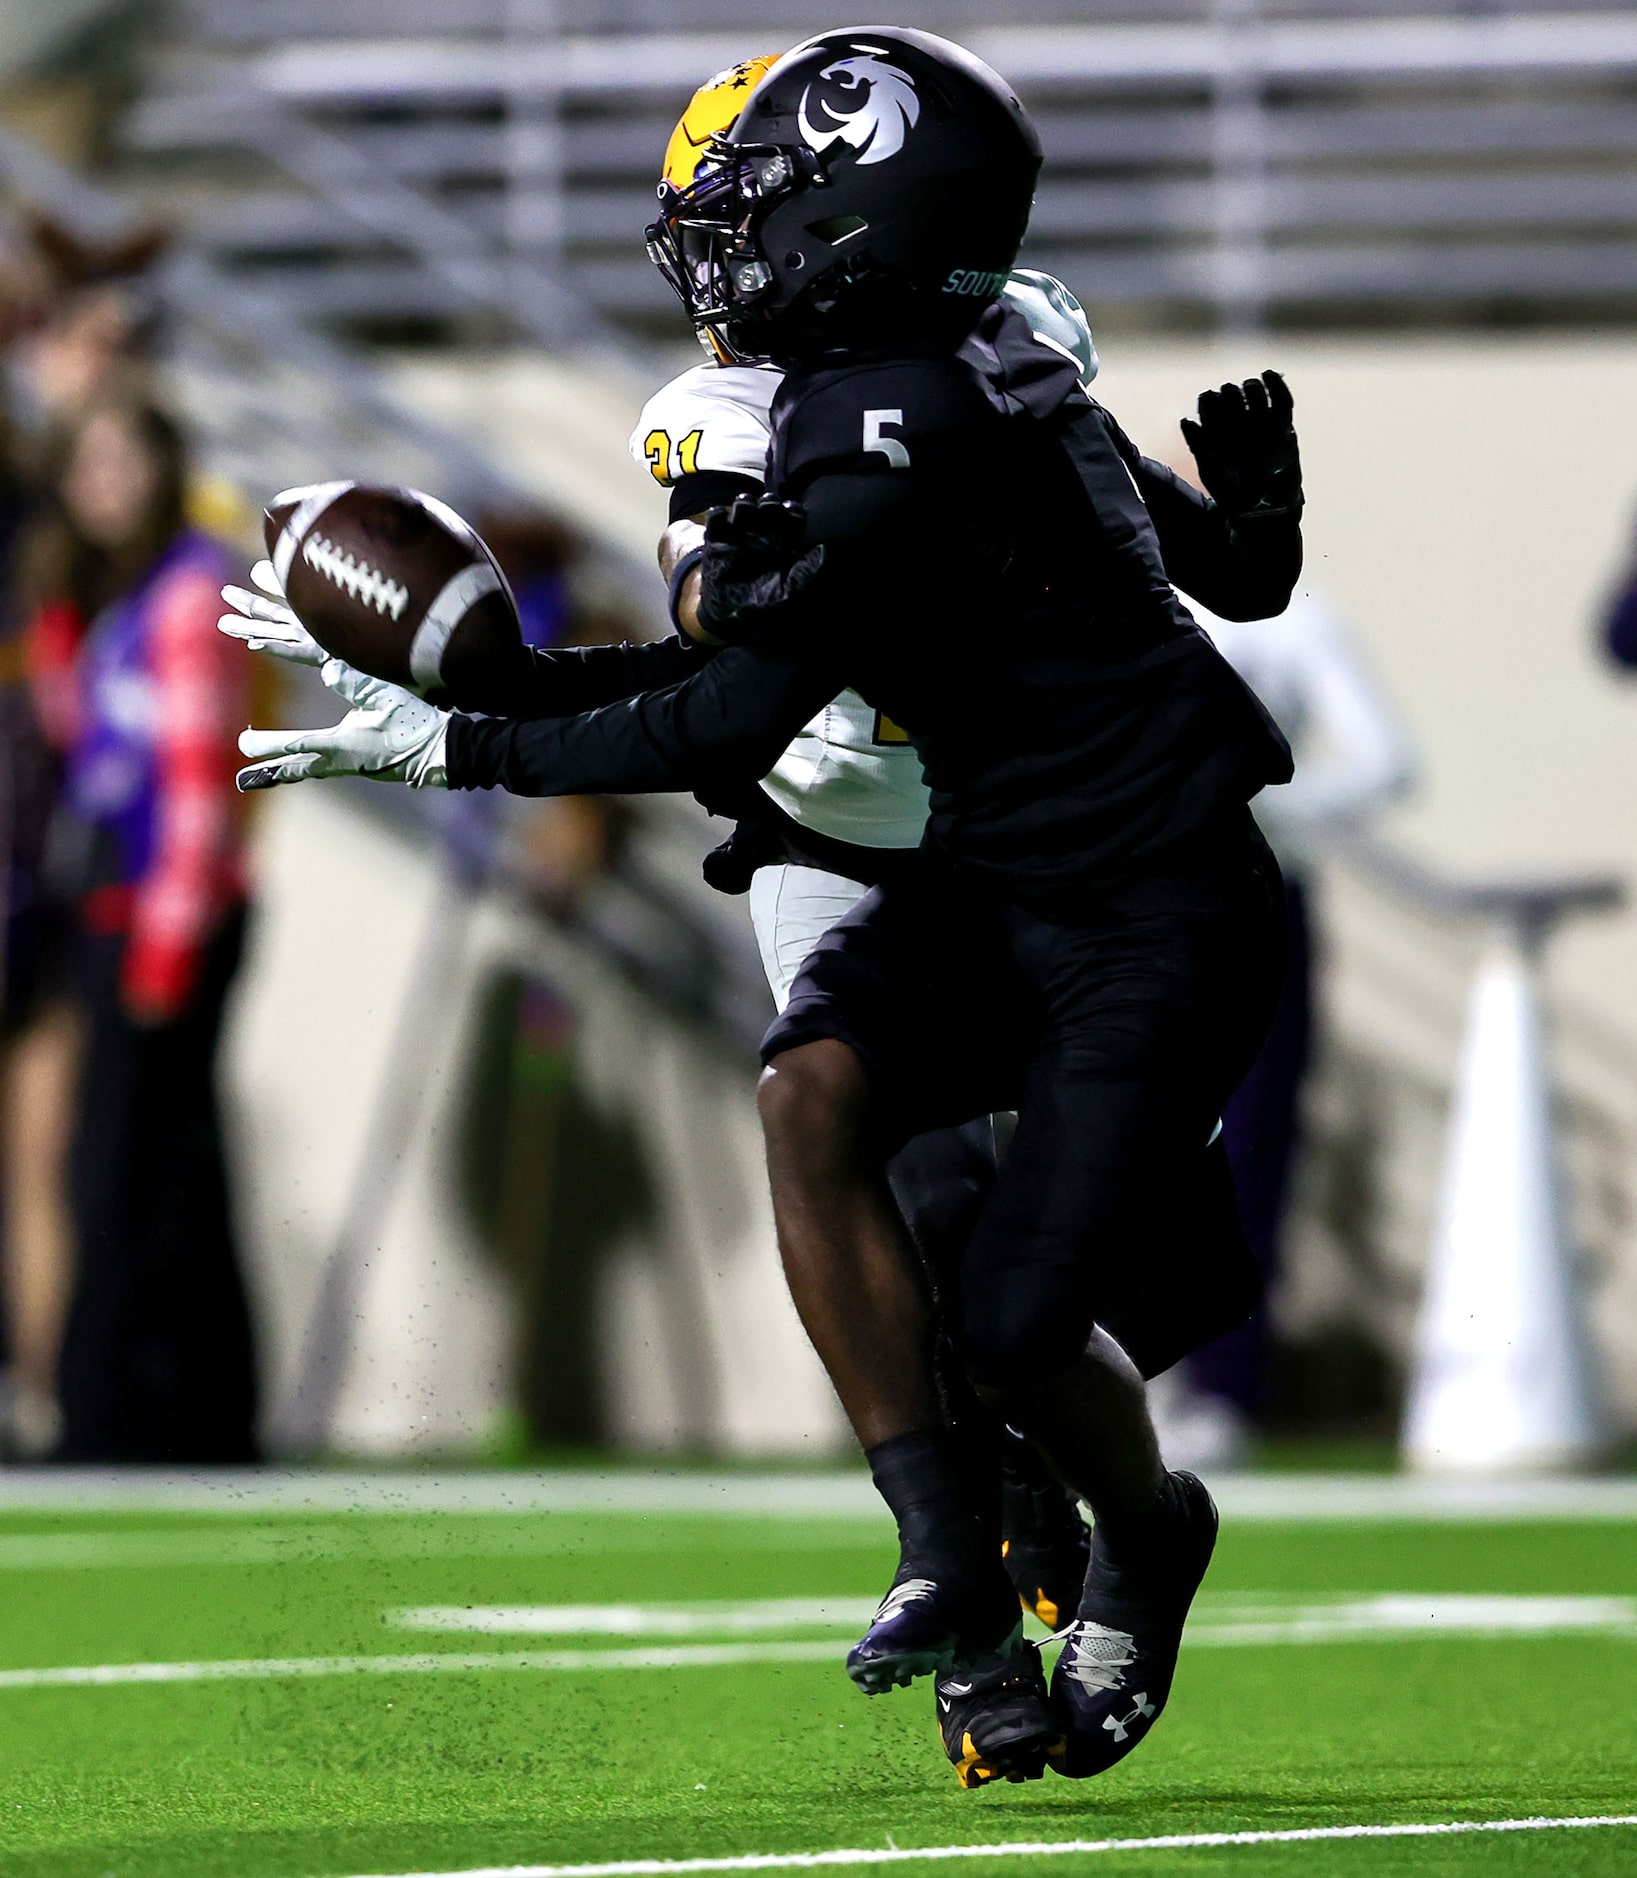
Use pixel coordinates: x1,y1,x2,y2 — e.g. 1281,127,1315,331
445,645,835,798
440,635,713,718
660,518,711,643
1137,459,1302,622
1215,508,1303,621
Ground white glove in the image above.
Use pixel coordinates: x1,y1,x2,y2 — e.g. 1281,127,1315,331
237,660,450,793
218,559,328,667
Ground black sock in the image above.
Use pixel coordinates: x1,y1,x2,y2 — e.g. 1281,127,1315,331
948,1393,1006,1557
1092,1472,1182,1571
866,1428,989,1576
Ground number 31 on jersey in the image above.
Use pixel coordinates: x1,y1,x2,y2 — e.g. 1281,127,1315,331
644,427,703,485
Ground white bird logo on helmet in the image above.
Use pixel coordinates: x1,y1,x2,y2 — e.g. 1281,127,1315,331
797,50,920,166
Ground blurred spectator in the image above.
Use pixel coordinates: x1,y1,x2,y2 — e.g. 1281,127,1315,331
7,214,170,430
1160,585,1416,1465
477,510,578,652
0,373,79,1459
0,213,174,1458
23,393,258,1463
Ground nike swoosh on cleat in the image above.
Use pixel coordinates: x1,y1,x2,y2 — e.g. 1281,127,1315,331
944,1681,974,1695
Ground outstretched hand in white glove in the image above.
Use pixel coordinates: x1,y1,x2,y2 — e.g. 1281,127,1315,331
237,659,450,793
218,559,328,667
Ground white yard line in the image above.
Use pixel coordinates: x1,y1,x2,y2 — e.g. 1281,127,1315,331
337,1815,1637,1877
5,1594,1635,1691
391,1600,881,1636
1188,1592,1637,1643
0,1469,1635,1521
0,1642,842,1690
389,1593,1637,1643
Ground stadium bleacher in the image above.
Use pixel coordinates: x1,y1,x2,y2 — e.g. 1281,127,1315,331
114,2,1637,348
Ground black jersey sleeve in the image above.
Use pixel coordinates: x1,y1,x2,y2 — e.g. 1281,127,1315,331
770,355,992,499
439,634,714,719
1101,409,1301,623
445,642,838,798
669,469,763,521
754,355,1006,649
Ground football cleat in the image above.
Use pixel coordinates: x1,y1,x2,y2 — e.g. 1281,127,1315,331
999,1428,1092,1629
936,1642,1065,1789
847,1564,1020,1696
1049,1470,1218,1778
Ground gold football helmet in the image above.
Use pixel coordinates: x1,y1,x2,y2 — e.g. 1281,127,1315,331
651,54,782,361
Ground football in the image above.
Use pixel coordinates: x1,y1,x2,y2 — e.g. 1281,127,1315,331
263,481,521,695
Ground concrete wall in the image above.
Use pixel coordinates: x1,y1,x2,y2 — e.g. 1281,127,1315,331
223,786,845,1458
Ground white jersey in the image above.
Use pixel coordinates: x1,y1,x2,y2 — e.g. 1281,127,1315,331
630,362,932,851
1189,588,1415,870
631,360,781,485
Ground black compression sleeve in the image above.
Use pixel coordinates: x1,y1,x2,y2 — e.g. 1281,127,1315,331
670,471,762,521
445,643,838,797
439,635,714,719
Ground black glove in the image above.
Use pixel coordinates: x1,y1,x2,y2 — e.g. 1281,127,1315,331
1179,370,1302,520
696,496,826,645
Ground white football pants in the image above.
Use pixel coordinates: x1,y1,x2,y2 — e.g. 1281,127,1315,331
747,863,870,1012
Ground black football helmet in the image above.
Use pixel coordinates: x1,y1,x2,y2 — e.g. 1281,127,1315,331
646,26,1042,362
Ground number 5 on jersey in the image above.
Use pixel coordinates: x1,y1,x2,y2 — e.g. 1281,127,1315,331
644,427,703,484
863,409,911,468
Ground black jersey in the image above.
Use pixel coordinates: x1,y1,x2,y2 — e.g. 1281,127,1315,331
753,328,1290,899
448,310,1296,907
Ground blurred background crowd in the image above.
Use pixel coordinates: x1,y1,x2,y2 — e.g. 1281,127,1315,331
1,0,1635,1474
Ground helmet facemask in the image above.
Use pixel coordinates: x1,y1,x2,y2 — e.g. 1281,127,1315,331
646,138,819,362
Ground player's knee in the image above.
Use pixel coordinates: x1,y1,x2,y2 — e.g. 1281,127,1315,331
757,1039,871,1174
960,1278,1094,1391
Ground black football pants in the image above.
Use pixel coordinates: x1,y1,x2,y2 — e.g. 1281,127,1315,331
764,821,1286,1387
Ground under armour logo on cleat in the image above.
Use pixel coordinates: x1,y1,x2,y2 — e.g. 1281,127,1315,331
1102,1693,1155,1743
873,1578,937,1623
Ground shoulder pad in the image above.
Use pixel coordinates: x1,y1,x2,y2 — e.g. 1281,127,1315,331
768,356,994,491
960,301,1085,424
629,363,781,486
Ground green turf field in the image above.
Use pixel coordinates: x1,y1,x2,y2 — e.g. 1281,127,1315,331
1,1477,1634,1878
